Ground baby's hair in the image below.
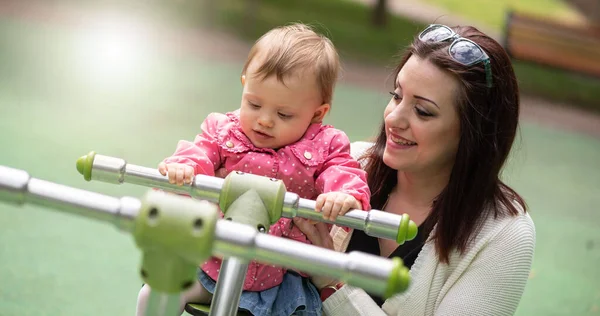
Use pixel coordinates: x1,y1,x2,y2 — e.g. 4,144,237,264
241,23,339,105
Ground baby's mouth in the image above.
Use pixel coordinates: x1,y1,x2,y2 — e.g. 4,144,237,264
254,130,273,138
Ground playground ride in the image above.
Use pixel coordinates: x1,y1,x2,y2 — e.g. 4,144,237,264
0,149,417,316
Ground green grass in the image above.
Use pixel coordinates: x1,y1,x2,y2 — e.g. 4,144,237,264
422,0,584,31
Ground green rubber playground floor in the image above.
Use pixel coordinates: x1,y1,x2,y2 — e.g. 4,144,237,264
0,14,599,316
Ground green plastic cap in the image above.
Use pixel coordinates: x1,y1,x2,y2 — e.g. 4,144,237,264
76,151,96,181
384,257,410,298
406,220,418,241
396,214,418,244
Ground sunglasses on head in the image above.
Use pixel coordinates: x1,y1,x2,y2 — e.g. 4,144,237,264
418,24,493,88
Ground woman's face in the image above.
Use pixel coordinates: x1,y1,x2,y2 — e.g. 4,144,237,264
383,55,461,176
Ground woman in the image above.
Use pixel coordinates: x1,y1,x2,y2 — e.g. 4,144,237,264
294,24,535,315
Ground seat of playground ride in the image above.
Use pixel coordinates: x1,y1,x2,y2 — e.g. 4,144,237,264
184,303,249,315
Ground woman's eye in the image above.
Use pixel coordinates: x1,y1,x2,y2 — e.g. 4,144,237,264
389,91,401,100
415,106,433,117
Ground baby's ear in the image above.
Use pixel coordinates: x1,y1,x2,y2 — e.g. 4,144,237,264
312,103,331,123
241,75,246,86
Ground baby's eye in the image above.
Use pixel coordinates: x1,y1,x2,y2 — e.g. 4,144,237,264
278,112,292,119
248,102,260,109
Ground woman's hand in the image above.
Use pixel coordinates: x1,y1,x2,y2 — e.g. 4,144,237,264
293,218,339,289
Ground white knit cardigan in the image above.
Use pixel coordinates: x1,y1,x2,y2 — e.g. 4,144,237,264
324,142,536,316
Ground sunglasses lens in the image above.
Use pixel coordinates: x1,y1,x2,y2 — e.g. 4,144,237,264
449,40,485,65
420,26,453,42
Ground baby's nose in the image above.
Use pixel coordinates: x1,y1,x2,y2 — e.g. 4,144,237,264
258,116,274,128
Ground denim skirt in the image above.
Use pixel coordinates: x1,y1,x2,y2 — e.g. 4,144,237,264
198,269,322,316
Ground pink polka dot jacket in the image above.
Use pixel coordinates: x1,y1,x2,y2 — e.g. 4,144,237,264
163,111,371,291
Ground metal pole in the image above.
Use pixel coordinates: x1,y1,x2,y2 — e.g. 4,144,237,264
76,152,417,244
208,258,248,316
0,165,410,299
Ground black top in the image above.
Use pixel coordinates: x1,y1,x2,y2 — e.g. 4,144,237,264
345,225,426,306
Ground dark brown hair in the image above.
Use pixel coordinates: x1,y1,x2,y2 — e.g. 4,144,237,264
362,26,526,263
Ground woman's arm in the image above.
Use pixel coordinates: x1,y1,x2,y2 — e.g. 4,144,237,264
293,218,391,315
322,286,388,316
434,214,535,315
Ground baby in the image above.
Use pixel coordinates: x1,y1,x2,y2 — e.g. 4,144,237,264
137,23,370,316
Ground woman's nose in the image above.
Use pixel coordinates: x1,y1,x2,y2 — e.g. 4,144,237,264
385,102,410,130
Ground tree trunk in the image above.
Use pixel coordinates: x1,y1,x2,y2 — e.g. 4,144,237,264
372,0,388,28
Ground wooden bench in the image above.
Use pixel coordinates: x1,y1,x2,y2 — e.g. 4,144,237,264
504,11,600,78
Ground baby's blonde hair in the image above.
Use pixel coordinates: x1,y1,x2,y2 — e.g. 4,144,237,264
241,23,339,105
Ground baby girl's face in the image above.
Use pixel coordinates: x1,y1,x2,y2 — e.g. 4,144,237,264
239,59,329,149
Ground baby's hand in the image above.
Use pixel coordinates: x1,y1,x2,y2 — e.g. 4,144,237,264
158,162,194,186
315,192,362,221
